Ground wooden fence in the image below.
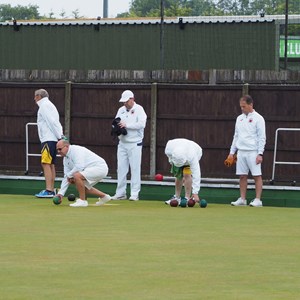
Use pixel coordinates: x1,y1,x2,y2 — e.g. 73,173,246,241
0,81,300,183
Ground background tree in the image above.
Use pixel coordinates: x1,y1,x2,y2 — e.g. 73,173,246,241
119,0,300,18
59,9,67,19
48,11,55,19
116,0,299,37
0,4,40,21
187,0,219,16
71,9,82,19
122,0,194,17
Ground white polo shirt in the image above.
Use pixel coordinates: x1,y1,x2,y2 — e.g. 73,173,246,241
230,110,266,155
37,97,63,143
115,102,147,144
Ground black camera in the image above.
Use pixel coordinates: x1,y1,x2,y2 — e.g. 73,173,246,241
111,117,127,139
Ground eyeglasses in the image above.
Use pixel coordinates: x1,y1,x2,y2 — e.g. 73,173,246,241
56,145,67,151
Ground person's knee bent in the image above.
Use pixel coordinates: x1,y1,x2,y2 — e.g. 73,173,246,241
73,172,85,182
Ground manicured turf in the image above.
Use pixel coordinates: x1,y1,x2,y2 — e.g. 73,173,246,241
1,178,300,207
1,195,300,299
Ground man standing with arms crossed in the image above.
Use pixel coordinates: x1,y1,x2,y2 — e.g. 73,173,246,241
227,95,266,207
111,90,147,201
34,89,63,198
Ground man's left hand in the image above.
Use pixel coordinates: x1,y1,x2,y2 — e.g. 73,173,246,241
256,155,263,165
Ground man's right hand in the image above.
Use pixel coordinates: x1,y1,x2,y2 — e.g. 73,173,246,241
224,154,237,167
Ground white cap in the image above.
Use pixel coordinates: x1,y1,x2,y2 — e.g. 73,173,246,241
119,90,134,102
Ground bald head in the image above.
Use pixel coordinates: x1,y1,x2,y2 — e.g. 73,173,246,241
56,139,70,156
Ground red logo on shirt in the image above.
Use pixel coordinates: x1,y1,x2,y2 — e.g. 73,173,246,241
249,118,253,123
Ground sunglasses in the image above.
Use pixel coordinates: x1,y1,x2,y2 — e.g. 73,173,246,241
56,145,67,151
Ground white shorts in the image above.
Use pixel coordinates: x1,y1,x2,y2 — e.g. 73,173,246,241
236,151,262,176
80,165,108,190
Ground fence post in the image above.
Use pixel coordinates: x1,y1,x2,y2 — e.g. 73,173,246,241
242,83,249,95
149,82,158,178
209,69,217,85
64,81,72,140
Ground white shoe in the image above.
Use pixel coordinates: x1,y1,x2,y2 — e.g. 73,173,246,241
95,194,111,206
249,198,263,207
129,196,139,201
165,195,180,205
231,198,247,206
111,194,127,200
69,199,88,207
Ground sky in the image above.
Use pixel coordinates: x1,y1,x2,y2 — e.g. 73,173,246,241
0,0,132,18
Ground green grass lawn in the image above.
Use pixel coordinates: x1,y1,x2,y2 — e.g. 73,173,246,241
1,195,300,299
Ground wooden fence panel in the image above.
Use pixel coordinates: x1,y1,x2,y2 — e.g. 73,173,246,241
155,85,243,178
67,84,152,175
0,82,299,183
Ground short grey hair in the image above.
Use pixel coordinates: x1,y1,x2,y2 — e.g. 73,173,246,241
35,89,49,98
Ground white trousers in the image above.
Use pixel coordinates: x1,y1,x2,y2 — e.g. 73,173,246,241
80,164,108,189
115,142,143,197
236,150,262,176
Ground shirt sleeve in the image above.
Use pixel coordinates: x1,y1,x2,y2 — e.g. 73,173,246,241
230,118,239,154
115,107,122,119
58,176,69,196
126,106,147,130
257,116,266,155
165,140,174,164
41,105,63,139
57,158,70,196
189,155,201,194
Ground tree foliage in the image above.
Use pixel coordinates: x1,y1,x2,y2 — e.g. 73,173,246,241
0,4,40,21
71,9,83,19
117,0,300,18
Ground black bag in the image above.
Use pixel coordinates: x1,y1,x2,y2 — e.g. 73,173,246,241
111,117,127,139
